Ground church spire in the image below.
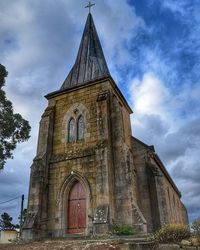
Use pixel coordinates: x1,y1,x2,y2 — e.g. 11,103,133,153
61,13,110,90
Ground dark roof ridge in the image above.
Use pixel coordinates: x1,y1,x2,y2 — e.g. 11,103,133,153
132,136,154,151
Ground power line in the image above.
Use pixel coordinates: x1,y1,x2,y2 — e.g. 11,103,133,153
0,196,21,205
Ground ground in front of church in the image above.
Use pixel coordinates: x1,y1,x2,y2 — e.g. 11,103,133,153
0,240,121,250
0,236,156,250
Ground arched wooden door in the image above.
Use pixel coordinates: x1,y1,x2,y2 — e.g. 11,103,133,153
67,181,86,234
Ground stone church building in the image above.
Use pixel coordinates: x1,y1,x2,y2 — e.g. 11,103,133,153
22,13,188,240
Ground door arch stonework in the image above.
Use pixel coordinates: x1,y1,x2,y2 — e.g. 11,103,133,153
57,171,93,236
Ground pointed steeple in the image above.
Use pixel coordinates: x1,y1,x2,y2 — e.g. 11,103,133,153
61,13,110,90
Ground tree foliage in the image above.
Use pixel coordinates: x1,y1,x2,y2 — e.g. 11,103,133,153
0,64,31,169
0,212,15,229
18,208,27,226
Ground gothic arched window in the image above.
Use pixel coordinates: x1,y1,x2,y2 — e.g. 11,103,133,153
77,115,84,140
68,118,75,142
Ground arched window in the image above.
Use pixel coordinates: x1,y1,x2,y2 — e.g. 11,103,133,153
77,115,84,140
68,118,75,142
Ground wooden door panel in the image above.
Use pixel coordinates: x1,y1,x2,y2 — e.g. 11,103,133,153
69,183,78,200
78,182,86,199
67,181,86,234
78,200,86,228
68,200,78,229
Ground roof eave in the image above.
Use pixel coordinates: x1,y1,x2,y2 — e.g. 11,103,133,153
45,76,110,100
45,76,133,114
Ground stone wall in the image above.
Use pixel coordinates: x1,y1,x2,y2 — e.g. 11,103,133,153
48,79,145,235
132,138,154,232
22,106,55,239
163,175,188,224
132,137,188,232
23,78,146,239
46,80,111,236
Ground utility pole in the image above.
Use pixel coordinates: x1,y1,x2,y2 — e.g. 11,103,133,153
19,194,24,237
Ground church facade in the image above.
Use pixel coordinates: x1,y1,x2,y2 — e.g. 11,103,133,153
22,13,188,240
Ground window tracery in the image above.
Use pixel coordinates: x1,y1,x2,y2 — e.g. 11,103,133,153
64,103,89,144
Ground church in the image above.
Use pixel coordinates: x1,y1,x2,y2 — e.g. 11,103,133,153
22,11,188,240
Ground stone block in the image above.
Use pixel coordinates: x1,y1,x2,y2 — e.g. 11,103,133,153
159,244,180,250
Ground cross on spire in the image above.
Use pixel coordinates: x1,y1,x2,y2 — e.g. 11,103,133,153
85,1,95,13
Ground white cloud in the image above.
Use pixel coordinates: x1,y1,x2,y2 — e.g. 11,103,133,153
130,72,170,116
94,0,145,68
160,0,188,16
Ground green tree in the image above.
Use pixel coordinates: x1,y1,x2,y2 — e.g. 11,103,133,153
18,208,27,225
0,212,15,229
0,64,31,169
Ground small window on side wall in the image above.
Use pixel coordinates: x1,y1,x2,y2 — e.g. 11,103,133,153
77,115,84,140
68,118,75,142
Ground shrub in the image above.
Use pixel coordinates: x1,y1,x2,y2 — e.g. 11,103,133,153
191,218,200,235
113,221,136,235
151,224,190,243
191,218,200,244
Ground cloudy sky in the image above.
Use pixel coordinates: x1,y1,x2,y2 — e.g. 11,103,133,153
0,0,199,224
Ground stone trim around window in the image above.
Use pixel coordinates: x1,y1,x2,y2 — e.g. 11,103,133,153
62,103,90,144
